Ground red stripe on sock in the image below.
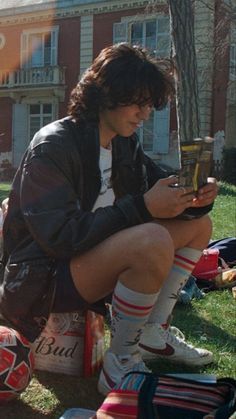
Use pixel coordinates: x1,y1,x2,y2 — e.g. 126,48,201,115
175,254,196,269
113,301,152,318
174,259,193,272
113,293,154,311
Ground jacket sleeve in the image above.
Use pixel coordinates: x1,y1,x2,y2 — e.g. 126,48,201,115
143,152,175,188
20,143,152,259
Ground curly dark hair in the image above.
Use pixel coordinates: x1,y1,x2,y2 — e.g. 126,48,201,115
68,43,175,125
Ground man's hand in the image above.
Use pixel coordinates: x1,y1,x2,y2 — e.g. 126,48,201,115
192,177,218,207
144,176,195,219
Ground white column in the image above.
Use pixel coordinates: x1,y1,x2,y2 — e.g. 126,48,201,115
80,15,94,78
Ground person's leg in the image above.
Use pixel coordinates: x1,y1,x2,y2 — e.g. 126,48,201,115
70,222,174,302
147,215,212,323
158,214,213,251
70,222,174,394
146,247,202,326
140,215,214,365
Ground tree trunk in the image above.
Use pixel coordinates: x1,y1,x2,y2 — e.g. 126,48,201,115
168,0,200,143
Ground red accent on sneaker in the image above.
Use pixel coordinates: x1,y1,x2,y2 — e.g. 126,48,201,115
139,342,175,356
161,323,169,330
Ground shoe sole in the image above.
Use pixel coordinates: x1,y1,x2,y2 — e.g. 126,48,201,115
140,349,213,366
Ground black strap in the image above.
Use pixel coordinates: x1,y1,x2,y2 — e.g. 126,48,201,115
138,373,159,419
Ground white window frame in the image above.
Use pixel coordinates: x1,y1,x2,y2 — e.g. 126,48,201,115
114,15,170,55
28,102,57,142
129,16,170,58
21,26,59,69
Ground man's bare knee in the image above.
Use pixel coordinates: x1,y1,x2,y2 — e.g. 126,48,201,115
189,215,213,249
70,222,174,301
138,222,174,269
119,223,174,293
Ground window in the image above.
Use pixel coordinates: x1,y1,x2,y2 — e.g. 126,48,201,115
113,16,170,155
29,104,53,139
21,27,58,68
130,18,170,57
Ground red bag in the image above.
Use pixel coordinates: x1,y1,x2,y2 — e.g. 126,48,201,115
192,249,221,280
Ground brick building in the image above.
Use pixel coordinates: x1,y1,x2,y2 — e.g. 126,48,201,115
0,0,235,175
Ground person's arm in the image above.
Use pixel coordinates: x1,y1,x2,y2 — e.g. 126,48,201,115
20,143,152,259
143,153,174,188
144,153,217,219
181,177,218,218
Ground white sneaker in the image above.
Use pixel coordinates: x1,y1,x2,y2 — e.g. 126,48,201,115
97,349,150,395
139,323,213,366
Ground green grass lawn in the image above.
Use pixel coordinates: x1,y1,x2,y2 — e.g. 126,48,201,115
210,182,236,239
0,181,235,418
0,182,11,204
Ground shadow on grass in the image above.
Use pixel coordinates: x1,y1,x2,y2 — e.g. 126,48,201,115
35,370,104,418
146,297,236,376
219,183,236,197
0,371,104,419
0,398,52,419
173,304,236,350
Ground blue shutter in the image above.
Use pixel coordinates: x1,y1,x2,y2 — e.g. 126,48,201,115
51,28,58,66
154,106,170,154
12,104,28,167
153,17,171,154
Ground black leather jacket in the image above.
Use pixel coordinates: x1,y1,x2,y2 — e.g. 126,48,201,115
0,117,212,341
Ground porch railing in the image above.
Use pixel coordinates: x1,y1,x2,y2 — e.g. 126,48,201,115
0,66,66,88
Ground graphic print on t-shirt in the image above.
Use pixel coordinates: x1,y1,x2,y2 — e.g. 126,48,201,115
92,147,115,211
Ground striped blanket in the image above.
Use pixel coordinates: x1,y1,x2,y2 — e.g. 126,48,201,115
95,372,236,419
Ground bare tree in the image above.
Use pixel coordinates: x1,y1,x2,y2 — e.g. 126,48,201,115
167,0,200,143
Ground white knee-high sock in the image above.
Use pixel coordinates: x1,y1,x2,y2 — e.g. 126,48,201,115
147,247,202,327
110,281,159,356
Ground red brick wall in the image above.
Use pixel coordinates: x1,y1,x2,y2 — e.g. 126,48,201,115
0,25,22,71
93,4,167,59
0,15,81,123
93,8,143,58
57,17,81,116
0,24,22,154
0,98,13,152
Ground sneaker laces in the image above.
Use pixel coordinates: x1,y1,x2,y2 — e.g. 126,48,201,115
164,328,195,350
169,326,185,341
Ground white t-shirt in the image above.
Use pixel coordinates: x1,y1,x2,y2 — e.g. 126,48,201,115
92,146,115,211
